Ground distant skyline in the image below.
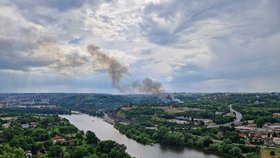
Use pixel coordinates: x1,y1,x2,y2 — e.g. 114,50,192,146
0,0,280,93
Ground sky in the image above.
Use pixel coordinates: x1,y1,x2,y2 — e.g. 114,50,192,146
0,0,280,93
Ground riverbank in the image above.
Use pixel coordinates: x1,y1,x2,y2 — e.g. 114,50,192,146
60,113,222,158
103,113,115,125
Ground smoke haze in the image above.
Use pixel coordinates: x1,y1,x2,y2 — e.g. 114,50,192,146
87,44,128,87
87,44,164,94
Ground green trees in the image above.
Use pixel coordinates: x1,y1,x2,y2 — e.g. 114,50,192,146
96,140,130,158
114,123,155,144
202,136,213,147
270,150,275,156
209,143,242,157
48,145,63,158
9,136,28,150
209,143,223,153
32,128,50,141
71,145,91,158
59,126,78,134
0,145,25,158
86,131,99,145
0,114,131,158
255,118,265,128
162,131,185,146
229,146,242,157
154,126,168,140
63,152,71,158
2,128,23,142
0,107,70,115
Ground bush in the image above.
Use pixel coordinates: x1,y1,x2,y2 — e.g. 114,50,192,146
270,150,275,156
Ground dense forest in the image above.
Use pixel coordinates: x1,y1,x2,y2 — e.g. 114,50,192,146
114,123,259,158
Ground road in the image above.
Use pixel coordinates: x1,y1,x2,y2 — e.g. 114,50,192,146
229,104,242,125
207,104,242,128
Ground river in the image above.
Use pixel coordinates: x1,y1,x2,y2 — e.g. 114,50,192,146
60,114,222,158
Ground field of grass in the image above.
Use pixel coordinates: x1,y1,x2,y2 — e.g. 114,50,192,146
260,148,280,158
153,106,201,114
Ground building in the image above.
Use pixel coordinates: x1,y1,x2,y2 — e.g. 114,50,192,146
256,128,269,138
2,123,10,128
21,124,30,129
235,126,256,133
168,119,190,125
52,135,65,144
30,122,38,127
273,137,280,145
239,133,247,139
273,113,280,117
215,112,223,115
248,120,255,124
269,125,280,132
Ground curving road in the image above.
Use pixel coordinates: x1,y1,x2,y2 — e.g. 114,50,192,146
229,104,242,125
208,104,242,128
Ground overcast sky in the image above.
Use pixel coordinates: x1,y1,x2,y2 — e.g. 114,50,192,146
0,0,279,93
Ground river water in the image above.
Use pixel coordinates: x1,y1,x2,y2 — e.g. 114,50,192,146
60,114,222,158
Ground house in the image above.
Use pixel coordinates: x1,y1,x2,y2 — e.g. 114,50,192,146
235,126,256,133
30,122,38,127
264,137,275,147
273,137,280,145
239,133,247,139
247,123,257,128
248,120,255,124
269,125,280,132
215,112,223,115
168,119,190,125
2,123,10,128
52,135,65,144
175,116,189,121
21,124,30,129
249,131,262,139
273,113,280,117
257,128,269,138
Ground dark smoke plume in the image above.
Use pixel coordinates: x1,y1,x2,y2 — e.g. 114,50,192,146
130,78,164,94
87,44,128,87
87,44,164,94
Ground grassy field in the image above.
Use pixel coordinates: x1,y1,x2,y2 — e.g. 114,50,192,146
260,148,280,158
154,106,201,114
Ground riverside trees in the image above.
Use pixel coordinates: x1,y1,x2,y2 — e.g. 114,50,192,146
0,114,131,158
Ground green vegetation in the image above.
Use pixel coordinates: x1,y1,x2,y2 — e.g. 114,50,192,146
0,107,70,115
234,103,280,127
1,93,280,158
115,123,259,158
115,123,155,145
111,93,280,158
0,114,131,158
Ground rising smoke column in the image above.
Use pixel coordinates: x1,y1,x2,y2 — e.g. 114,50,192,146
87,44,165,94
87,44,128,87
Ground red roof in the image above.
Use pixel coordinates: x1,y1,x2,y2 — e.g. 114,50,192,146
52,135,65,141
239,133,247,138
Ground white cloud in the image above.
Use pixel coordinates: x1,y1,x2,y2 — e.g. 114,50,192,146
0,0,279,92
